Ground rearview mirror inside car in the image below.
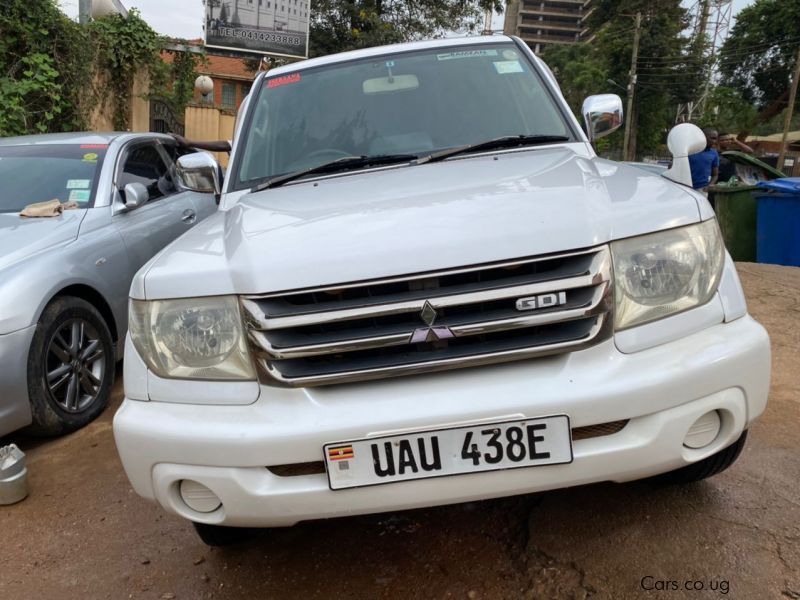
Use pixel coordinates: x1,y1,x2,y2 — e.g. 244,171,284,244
363,74,419,95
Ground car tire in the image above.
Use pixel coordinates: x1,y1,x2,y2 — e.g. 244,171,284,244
26,296,115,436
193,522,257,547
656,431,748,484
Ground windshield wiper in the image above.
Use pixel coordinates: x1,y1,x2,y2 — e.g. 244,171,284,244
253,154,419,191
417,135,570,165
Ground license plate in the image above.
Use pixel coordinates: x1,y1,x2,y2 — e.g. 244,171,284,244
324,415,572,490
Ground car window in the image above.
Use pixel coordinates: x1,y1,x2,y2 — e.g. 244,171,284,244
118,143,175,202
0,144,107,213
236,42,573,188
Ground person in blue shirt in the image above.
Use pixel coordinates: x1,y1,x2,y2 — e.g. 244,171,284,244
688,128,719,193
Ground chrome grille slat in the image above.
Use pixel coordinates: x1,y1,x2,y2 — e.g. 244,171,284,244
242,250,608,331
242,247,612,386
249,283,610,360
255,253,597,318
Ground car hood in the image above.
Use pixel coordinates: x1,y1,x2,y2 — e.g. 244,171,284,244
136,147,702,299
0,210,86,271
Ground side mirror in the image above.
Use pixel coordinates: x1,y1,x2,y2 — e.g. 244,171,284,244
176,152,221,195
663,123,707,187
123,182,149,210
582,94,623,142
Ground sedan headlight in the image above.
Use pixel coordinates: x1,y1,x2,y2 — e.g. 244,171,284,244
611,219,725,330
129,296,255,380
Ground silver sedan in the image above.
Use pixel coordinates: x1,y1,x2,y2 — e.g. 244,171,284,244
0,132,217,436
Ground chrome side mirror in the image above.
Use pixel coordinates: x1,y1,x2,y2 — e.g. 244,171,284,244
582,94,623,142
123,182,149,210
663,123,707,187
176,152,221,194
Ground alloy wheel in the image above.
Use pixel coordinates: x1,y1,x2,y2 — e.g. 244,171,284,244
45,318,106,413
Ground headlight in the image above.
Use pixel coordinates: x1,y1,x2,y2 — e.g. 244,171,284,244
129,296,256,380
611,219,725,330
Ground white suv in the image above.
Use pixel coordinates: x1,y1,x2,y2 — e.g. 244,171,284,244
114,36,770,546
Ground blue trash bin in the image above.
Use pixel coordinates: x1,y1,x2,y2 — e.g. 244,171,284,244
754,178,800,267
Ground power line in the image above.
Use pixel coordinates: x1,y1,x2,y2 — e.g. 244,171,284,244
636,36,800,64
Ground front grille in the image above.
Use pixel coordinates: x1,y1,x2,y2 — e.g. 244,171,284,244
241,247,612,386
571,420,628,441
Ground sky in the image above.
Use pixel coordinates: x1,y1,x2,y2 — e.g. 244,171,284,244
59,0,756,41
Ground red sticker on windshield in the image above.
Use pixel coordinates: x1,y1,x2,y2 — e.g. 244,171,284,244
80,144,108,149
267,73,301,88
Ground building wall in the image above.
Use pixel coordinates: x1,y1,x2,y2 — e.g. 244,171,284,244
87,68,150,133
505,0,594,55
184,104,237,168
192,77,252,112
220,0,309,32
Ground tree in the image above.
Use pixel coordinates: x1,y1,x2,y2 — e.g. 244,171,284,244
309,0,503,58
0,0,89,134
586,0,696,156
718,0,800,127
541,44,607,117
698,86,759,136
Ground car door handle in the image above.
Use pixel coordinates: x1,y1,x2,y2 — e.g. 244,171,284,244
182,209,197,224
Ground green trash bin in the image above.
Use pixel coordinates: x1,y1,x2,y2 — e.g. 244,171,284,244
710,183,760,262
709,152,786,262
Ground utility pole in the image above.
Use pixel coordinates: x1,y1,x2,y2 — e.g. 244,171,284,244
79,0,91,25
622,12,642,162
777,45,800,172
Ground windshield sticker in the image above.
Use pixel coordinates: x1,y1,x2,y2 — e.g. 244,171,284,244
82,153,98,163
69,190,91,203
67,179,91,190
437,49,498,61
502,50,520,60
493,60,524,74
80,144,108,149
267,73,301,88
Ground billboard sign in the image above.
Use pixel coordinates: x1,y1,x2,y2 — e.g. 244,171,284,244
205,0,309,59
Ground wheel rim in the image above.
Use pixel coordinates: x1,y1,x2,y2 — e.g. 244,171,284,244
45,319,106,413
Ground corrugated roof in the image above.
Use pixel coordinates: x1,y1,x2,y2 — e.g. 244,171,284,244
161,44,258,81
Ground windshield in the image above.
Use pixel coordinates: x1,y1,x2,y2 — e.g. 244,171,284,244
235,43,574,189
0,144,107,213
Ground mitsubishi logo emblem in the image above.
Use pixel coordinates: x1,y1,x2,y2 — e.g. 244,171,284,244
410,301,456,343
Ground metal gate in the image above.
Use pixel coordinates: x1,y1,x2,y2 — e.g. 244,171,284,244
149,98,184,136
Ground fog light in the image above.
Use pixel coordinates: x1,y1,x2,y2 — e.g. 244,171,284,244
179,480,222,513
684,411,721,449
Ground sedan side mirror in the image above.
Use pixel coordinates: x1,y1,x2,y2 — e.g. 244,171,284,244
176,152,221,195
123,182,150,210
582,94,623,142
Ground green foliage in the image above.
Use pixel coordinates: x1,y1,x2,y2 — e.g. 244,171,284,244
585,0,695,155
309,0,503,58
719,0,800,112
0,2,199,136
541,44,607,117
0,0,91,136
150,47,206,117
88,11,159,130
698,86,759,134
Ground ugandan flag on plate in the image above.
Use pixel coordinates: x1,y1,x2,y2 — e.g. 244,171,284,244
328,445,354,461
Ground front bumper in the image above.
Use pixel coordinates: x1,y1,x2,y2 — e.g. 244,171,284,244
0,325,36,437
114,315,770,527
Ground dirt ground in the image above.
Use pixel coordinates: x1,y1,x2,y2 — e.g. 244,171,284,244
1,263,798,600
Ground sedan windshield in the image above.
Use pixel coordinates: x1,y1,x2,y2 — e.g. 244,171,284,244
235,42,573,189
0,144,107,213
